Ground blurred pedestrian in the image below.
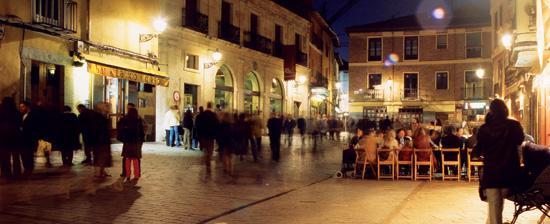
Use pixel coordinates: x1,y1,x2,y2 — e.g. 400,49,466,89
0,97,22,178
92,103,113,178
234,113,248,161
297,116,306,146
58,106,80,167
117,108,144,184
164,105,181,147
250,113,263,161
267,112,282,162
283,114,296,147
318,116,328,142
195,102,219,169
473,99,524,224
77,104,95,164
19,101,41,175
182,109,194,150
217,112,234,174
336,118,344,141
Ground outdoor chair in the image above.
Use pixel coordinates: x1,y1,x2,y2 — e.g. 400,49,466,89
413,148,433,181
354,149,376,179
441,148,461,181
396,148,414,180
377,148,395,180
467,148,483,182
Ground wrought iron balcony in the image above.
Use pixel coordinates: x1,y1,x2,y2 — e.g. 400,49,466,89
182,9,209,34
218,22,240,45
462,86,490,100
311,73,328,88
363,89,384,101
402,88,419,100
296,50,308,66
272,42,284,58
244,31,273,54
32,0,77,33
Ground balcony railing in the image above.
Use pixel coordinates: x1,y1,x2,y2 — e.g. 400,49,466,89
466,47,482,58
244,32,273,54
462,86,490,100
182,9,209,34
272,42,283,58
218,22,240,45
311,33,323,51
32,0,77,33
363,89,384,101
296,50,308,66
311,73,328,88
403,88,418,99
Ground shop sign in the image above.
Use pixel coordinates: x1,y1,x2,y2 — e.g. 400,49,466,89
464,102,486,109
87,62,169,87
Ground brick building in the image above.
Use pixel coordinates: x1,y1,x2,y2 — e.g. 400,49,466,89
346,10,492,125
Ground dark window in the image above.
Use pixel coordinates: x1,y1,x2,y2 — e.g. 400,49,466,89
186,0,198,14
404,36,418,60
275,25,282,44
436,34,447,49
368,74,382,89
436,72,448,90
250,13,258,34
404,73,418,98
33,0,77,32
295,33,302,51
368,38,382,61
221,1,231,24
466,32,482,58
185,54,199,70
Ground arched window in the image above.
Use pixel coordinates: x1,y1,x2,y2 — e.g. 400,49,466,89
244,72,261,114
270,78,283,114
214,65,234,111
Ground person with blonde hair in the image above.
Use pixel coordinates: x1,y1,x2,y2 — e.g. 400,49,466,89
382,129,398,161
164,105,181,147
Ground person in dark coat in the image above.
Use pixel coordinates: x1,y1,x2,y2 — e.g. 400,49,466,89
297,116,306,146
117,108,144,184
194,102,219,169
92,103,113,178
267,112,283,162
283,115,297,147
182,109,194,150
217,112,234,174
77,104,95,164
473,99,524,224
19,101,43,175
0,97,22,178
58,106,81,166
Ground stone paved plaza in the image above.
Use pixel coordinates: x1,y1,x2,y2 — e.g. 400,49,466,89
0,138,546,224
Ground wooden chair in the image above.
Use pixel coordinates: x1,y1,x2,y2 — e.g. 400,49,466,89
441,148,461,181
413,148,433,181
354,149,376,179
377,148,395,180
396,148,414,180
467,148,483,182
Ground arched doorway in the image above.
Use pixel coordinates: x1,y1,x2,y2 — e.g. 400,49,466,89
270,78,283,114
215,65,234,111
244,72,261,114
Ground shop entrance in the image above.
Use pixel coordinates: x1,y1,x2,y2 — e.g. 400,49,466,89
184,84,198,112
30,61,64,110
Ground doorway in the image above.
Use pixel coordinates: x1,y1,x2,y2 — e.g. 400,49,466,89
30,61,64,110
184,84,199,112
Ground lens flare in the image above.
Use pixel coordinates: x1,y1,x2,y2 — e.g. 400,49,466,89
432,7,445,20
384,53,399,66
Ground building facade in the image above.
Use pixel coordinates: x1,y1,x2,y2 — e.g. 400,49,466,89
0,0,168,141
346,12,493,125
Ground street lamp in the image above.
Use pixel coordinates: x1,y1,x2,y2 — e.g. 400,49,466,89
140,17,167,43
476,68,485,79
501,33,513,50
204,49,223,69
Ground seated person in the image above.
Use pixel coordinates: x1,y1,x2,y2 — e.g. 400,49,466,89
358,129,379,164
381,129,398,162
440,126,463,175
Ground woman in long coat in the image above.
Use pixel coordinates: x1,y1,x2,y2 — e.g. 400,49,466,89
117,108,144,184
93,103,113,178
58,106,81,166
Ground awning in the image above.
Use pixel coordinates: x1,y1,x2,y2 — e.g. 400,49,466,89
87,62,169,87
514,51,538,68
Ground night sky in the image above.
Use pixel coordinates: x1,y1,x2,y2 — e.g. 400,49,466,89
314,0,490,60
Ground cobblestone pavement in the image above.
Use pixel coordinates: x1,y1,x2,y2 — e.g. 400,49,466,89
0,137,547,224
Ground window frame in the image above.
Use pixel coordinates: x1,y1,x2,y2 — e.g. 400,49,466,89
184,53,200,71
403,72,419,98
367,37,383,62
435,71,449,90
403,36,419,60
436,34,448,49
367,73,382,89
465,32,483,58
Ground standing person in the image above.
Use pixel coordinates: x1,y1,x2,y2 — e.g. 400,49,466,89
58,106,80,166
283,115,296,147
164,105,181,147
336,118,344,141
267,112,283,162
92,103,113,178
195,103,219,169
318,116,328,142
250,113,263,160
19,101,41,175
182,109,194,150
328,116,337,141
217,112,234,174
473,99,524,224
117,108,144,184
77,104,95,164
297,116,307,146
233,113,249,161
0,97,22,178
